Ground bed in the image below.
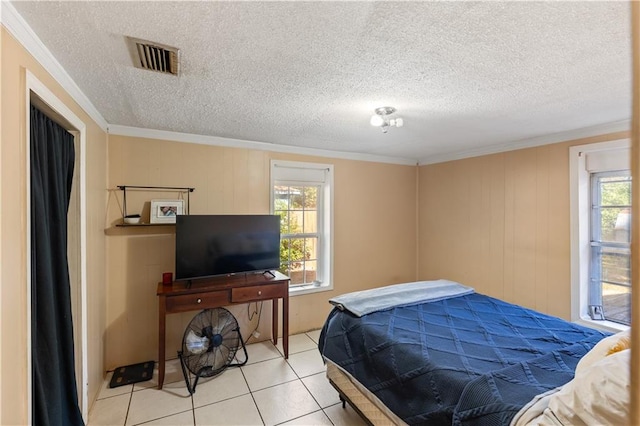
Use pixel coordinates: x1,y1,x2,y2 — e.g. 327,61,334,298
318,280,622,426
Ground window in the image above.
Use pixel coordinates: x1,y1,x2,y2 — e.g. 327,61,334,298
589,172,631,325
271,160,333,294
275,184,320,284
570,139,631,329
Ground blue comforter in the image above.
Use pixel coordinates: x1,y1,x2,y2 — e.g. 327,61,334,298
318,293,608,426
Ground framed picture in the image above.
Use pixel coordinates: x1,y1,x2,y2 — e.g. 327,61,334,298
150,199,184,224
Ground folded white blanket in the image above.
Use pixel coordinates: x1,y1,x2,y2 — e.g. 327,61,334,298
329,279,474,317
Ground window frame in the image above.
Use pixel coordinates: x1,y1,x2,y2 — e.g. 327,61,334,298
570,139,630,332
270,160,334,296
275,182,322,288
589,170,631,324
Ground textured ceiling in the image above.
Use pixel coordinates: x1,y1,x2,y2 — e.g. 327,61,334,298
10,1,632,163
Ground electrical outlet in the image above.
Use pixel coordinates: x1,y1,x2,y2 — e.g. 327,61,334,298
252,330,260,339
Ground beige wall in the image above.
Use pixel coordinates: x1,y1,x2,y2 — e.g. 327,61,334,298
418,132,629,320
106,136,418,369
0,28,107,424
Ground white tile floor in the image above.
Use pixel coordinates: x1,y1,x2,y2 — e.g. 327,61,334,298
89,330,367,426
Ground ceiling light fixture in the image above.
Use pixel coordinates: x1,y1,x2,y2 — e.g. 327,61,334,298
370,106,404,133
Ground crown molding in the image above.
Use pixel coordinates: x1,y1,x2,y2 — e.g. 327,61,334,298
1,1,108,131
418,120,631,165
107,125,418,166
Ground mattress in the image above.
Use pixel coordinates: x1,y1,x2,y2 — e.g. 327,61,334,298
319,291,608,426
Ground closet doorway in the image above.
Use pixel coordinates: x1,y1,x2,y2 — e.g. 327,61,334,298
26,72,88,423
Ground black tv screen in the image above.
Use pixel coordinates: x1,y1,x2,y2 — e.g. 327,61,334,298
175,215,280,281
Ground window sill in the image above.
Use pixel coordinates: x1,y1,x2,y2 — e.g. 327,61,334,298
573,317,629,333
289,282,333,297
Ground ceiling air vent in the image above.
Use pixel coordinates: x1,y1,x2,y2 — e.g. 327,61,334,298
127,36,180,76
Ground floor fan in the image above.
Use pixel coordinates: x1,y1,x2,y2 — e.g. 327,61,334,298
177,308,248,394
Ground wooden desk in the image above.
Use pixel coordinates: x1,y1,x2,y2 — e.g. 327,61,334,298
156,271,290,389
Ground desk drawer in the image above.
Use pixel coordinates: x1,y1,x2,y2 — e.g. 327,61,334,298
231,284,285,302
166,290,229,313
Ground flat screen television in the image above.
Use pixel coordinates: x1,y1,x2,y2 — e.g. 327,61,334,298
175,215,280,281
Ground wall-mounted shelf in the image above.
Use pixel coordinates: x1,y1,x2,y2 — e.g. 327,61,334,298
116,185,195,227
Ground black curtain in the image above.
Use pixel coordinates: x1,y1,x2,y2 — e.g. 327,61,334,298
30,105,84,426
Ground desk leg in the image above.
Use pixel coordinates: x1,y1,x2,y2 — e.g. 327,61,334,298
272,298,278,345
158,298,166,390
283,291,289,359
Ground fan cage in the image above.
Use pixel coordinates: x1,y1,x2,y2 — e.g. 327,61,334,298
178,308,247,394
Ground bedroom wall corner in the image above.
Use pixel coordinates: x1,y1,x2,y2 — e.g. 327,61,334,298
417,131,629,320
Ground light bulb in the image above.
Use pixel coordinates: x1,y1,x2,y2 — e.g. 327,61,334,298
370,114,385,127
394,118,403,127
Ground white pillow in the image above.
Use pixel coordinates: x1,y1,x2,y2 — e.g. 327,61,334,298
575,329,630,376
544,349,630,425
